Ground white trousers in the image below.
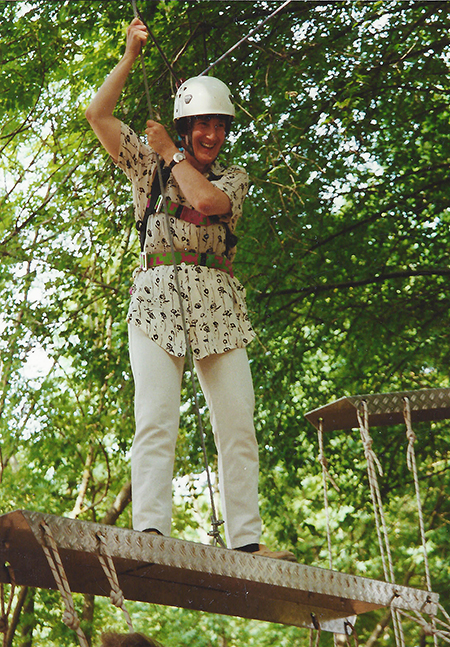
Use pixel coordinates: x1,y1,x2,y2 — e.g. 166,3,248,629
129,324,262,548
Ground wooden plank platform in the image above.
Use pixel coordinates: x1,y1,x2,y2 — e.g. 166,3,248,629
305,388,450,432
0,510,439,634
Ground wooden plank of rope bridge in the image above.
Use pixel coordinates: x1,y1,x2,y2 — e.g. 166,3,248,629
305,387,450,433
0,510,438,634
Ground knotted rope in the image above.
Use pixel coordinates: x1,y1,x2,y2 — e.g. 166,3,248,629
96,532,134,632
39,521,89,647
356,401,405,647
396,606,450,644
403,397,433,592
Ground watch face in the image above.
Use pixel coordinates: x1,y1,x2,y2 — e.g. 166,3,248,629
174,151,186,163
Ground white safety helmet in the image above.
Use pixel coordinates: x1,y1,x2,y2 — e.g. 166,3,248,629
173,75,235,122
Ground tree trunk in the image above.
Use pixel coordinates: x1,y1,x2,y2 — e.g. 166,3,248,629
5,586,28,647
18,589,34,647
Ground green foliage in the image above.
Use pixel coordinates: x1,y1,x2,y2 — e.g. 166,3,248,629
1,1,450,645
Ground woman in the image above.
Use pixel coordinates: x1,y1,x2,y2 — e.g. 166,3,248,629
85,18,295,561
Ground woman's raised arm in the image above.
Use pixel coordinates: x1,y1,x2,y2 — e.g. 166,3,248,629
85,18,148,161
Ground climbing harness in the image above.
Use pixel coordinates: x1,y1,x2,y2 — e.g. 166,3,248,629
139,251,234,276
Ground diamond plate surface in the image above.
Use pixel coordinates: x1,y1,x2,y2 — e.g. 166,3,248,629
305,388,450,432
0,510,438,634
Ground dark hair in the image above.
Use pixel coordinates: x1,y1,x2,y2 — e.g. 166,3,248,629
100,632,163,647
174,114,233,138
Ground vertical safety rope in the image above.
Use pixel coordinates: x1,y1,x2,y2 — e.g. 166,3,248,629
131,0,225,547
403,397,438,647
39,521,89,647
356,402,405,647
96,533,134,632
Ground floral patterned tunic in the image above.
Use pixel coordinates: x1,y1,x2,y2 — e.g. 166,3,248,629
116,122,255,359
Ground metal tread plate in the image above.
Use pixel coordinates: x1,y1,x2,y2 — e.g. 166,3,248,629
305,388,450,432
0,510,438,633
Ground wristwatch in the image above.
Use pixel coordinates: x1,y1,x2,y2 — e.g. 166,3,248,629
168,150,186,171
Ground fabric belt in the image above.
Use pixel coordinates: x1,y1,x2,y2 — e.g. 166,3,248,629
140,251,234,277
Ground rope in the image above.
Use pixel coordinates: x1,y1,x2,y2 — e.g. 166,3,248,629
344,619,359,647
96,533,134,632
396,607,450,644
131,0,225,548
403,398,433,592
39,521,89,647
356,402,405,647
200,0,292,76
356,403,389,581
317,419,339,571
309,617,321,647
403,397,438,646
131,0,180,85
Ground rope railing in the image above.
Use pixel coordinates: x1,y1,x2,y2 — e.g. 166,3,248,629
356,402,405,647
96,532,134,632
39,521,89,647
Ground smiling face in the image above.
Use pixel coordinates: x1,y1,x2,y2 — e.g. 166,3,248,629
185,115,227,172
